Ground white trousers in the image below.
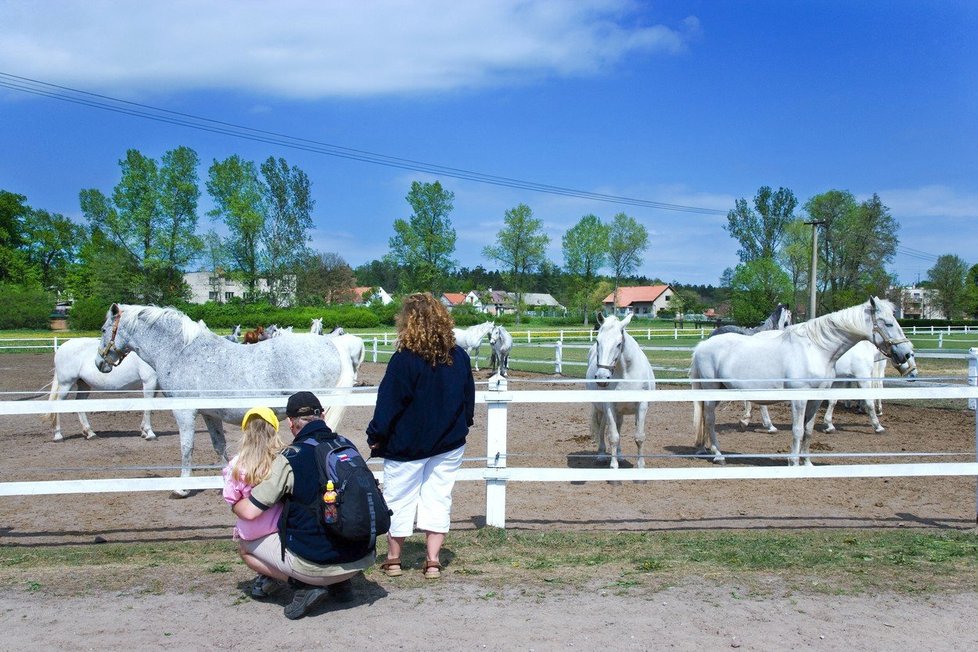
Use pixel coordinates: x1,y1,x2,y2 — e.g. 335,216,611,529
383,444,465,537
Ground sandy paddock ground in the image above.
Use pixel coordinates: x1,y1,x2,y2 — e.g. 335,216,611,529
1,353,977,649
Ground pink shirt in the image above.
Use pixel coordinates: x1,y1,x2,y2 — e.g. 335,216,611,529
222,455,282,541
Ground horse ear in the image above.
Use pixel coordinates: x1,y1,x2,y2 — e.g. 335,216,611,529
595,311,605,325
111,303,121,316
620,312,633,327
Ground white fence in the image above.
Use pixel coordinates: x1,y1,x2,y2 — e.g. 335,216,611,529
2,357,978,528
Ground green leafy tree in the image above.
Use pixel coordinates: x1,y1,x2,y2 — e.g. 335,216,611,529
22,209,86,293
965,264,978,318
725,186,797,263
388,180,457,294
562,213,609,324
158,146,204,298
206,155,265,298
0,190,36,284
483,203,550,324
260,156,314,306
729,258,793,326
607,212,649,310
354,258,404,294
804,191,898,311
927,254,970,320
778,219,812,316
295,251,356,305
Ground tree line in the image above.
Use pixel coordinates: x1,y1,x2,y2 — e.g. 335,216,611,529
1,146,975,329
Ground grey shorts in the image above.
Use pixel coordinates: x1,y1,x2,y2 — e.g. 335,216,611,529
242,533,374,586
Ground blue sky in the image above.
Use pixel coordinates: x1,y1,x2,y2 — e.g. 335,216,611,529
1,0,975,287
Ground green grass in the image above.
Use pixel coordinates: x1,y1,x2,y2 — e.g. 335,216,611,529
2,529,976,596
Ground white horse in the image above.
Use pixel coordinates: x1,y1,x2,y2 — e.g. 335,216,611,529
822,340,916,433
488,324,513,377
47,337,159,442
310,318,323,335
224,324,241,343
453,321,495,371
690,297,916,466
326,332,366,378
585,312,656,469
96,304,354,497
709,304,793,433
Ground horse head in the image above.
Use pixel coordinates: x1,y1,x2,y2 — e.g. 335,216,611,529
96,303,132,372
592,312,632,387
489,325,500,345
310,318,323,335
775,304,793,330
868,296,916,376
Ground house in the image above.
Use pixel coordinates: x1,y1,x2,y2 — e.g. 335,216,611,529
184,271,295,305
521,292,565,312
463,291,484,312
601,284,675,317
897,286,945,320
352,286,393,306
481,289,516,316
440,292,467,310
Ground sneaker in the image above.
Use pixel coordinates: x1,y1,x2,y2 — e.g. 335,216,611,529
250,574,280,600
284,581,330,620
327,578,355,603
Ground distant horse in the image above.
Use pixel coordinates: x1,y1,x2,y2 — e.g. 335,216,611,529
585,312,656,469
310,318,323,335
822,340,916,433
708,304,793,433
690,297,916,466
243,325,264,344
488,324,513,377
224,324,242,343
453,321,495,371
47,337,159,441
96,304,354,496
326,331,366,378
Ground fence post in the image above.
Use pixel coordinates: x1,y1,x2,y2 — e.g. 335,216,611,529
485,374,510,528
969,348,977,411
372,337,378,363
554,340,563,375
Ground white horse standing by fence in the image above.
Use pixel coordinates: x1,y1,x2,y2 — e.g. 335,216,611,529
585,312,656,469
96,304,354,496
822,339,915,433
453,321,495,371
488,325,513,377
690,297,916,466
47,337,159,442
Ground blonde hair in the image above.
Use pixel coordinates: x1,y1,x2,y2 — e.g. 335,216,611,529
232,416,287,486
396,292,456,366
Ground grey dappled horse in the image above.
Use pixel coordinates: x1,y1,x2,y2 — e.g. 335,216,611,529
96,304,354,496
690,297,916,466
47,337,159,441
453,321,495,371
488,324,513,377
585,312,656,469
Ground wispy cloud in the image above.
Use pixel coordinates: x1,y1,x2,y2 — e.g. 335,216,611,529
0,0,693,98
873,185,978,220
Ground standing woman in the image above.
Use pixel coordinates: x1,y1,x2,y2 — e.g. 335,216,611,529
366,292,476,579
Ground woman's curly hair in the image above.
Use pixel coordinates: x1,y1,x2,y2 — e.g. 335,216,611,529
396,292,456,366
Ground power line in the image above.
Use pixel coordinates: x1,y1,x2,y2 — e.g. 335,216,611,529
0,71,728,215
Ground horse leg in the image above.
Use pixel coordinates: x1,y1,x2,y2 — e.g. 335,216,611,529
140,379,158,440
607,408,623,470
591,405,608,463
75,382,97,439
823,399,838,433
738,401,752,431
502,351,509,377
634,401,648,469
759,406,776,432
50,379,76,441
203,413,229,465
801,400,821,466
788,400,808,466
472,345,480,371
860,380,885,433
172,409,198,498
704,400,724,464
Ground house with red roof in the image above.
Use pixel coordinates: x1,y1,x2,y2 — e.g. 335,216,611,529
351,286,393,305
440,292,467,310
601,284,675,317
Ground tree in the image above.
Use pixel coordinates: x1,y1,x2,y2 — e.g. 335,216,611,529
778,219,812,316
157,146,204,298
607,212,648,309
927,254,970,320
206,155,265,297
562,213,609,324
0,190,35,285
965,264,978,319
482,203,550,324
725,186,797,263
804,191,898,312
295,251,356,305
387,180,457,294
354,258,404,294
728,258,793,326
22,209,85,293
260,157,314,306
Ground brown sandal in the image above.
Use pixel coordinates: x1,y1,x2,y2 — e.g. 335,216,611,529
380,558,403,577
423,560,442,579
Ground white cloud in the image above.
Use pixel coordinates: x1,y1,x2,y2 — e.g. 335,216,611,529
872,185,978,220
0,0,692,98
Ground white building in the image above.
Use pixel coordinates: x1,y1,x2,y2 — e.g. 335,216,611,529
184,271,295,306
897,286,945,320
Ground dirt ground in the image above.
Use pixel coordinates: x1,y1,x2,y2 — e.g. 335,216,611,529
2,353,977,649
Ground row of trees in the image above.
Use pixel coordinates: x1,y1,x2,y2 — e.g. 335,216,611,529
2,143,976,329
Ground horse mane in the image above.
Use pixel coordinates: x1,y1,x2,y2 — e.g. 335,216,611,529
790,298,890,349
120,305,206,346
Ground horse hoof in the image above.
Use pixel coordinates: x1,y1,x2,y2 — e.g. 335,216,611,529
824,425,836,433
171,488,190,499
874,426,885,433
143,432,157,441
737,421,748,432
84,432,97,440
766,426,778,433
53,433,63,442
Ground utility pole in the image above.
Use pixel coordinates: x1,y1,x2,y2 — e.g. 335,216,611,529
805,220,825,320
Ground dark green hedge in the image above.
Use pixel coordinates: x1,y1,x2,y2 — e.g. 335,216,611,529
0,284,55,329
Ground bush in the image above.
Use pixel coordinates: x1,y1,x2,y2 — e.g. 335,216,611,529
0,284,55,329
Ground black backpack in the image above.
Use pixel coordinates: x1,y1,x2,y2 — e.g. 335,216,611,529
303,436,391,549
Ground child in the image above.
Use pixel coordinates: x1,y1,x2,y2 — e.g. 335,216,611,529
222,406,286,597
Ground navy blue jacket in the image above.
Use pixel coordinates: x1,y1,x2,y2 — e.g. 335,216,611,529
366,345,475,462
275,420,373,564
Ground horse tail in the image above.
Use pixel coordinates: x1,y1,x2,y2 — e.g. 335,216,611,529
43,372,59,425
323,351,356,431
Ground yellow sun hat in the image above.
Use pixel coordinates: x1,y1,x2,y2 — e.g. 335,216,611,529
241,406,279,432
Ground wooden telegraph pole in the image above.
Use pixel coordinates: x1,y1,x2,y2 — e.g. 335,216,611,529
805,220,825,319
